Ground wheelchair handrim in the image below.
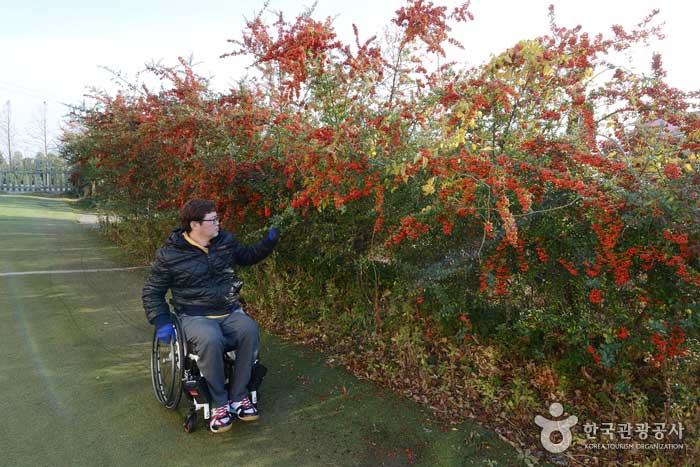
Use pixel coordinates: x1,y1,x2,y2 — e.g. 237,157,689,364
150,326,184,409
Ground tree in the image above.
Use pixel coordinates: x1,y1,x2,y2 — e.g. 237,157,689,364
27,101,53,185
12,151,23,168
0,100,16,166
61,5,700,464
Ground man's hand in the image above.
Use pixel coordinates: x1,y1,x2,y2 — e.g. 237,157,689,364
156,323,176,344
267,227,280,243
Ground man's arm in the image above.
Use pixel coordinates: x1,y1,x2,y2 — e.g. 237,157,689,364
231,229,279,266
142,249,173,329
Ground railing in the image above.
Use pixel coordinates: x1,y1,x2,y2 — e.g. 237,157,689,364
0,164,70,192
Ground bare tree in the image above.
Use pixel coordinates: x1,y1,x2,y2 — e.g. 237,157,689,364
27,101,52,183
0,100,16,167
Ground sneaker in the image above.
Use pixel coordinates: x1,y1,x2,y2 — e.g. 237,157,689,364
209,405,233,433
229,396,259,422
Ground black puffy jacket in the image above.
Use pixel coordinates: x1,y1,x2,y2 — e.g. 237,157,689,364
142,228,276,329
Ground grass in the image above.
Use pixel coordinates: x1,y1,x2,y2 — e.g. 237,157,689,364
0,193,527,467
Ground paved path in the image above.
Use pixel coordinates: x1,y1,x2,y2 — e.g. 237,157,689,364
0,193,525,467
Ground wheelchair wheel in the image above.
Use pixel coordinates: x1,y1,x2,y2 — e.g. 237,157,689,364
150,319,186,409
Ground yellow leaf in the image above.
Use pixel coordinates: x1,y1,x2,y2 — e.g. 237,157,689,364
414,153,431,168
422,177,436,196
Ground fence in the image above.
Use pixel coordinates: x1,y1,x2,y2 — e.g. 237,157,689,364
0,162,70,192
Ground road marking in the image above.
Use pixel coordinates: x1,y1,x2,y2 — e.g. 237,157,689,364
0,246,119,252
0,266,149,277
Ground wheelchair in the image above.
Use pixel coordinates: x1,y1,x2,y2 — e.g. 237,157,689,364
150,313,267,433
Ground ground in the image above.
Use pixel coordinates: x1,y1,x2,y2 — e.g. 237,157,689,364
0,193,528,466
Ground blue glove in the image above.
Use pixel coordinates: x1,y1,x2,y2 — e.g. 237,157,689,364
267,227,280,243
156,323,175,344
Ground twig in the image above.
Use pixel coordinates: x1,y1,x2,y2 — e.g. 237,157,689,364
513,196,581,219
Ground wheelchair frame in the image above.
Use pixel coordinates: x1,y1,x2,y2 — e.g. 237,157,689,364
150,315,266,432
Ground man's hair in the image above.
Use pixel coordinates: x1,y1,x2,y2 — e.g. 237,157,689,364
180,199,216,232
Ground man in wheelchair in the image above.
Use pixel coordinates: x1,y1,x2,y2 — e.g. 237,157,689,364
143,199,279,433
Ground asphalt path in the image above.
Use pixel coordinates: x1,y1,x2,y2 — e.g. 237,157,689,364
0,193,526,467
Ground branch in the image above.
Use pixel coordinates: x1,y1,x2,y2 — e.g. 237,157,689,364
514,196,581,218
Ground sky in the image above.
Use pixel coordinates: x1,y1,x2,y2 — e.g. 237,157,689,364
1,0,697,158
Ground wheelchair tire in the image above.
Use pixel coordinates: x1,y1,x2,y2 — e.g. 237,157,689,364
150,319,186,409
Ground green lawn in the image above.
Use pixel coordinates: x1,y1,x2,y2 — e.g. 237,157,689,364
0,193,528,466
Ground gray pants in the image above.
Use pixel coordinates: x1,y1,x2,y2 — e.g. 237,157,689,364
180,309,259,408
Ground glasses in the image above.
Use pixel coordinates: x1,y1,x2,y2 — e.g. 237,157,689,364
200,217,220,224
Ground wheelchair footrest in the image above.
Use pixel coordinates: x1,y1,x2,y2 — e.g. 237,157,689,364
183,375,211,406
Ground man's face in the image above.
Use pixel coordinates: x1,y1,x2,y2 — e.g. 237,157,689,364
192,211,220,239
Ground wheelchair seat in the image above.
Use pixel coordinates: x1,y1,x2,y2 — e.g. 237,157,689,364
150,314,266,433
